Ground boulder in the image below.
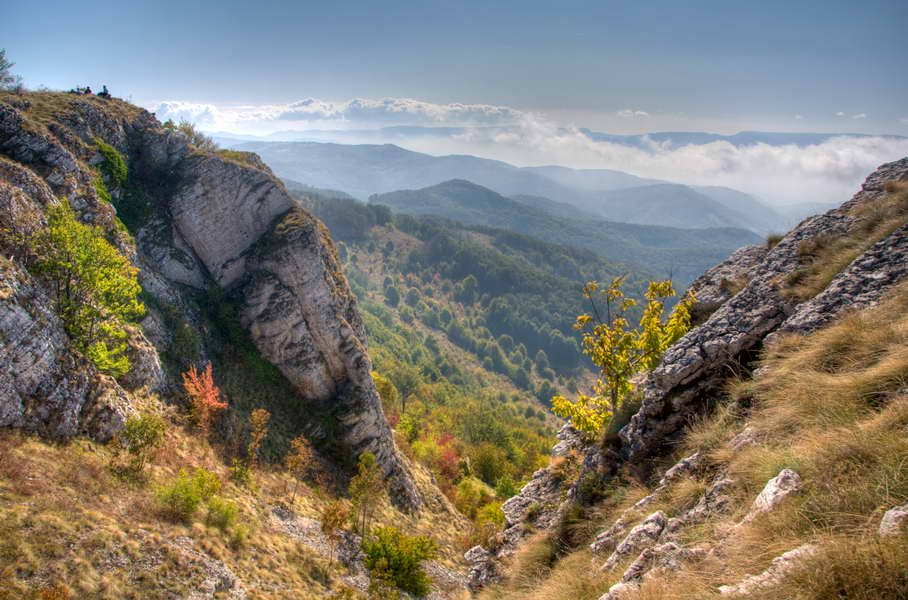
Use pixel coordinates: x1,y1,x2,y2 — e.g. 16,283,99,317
879,501,908,537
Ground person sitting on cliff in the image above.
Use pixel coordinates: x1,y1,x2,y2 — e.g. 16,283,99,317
84,86,93,95
98,85,111,99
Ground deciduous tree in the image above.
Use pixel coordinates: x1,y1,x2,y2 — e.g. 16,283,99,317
552,277,695,434
182,362,227,434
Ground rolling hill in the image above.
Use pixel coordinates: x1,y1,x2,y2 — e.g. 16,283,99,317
369,179,762,284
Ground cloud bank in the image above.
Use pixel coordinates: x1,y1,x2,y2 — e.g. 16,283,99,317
150,97,524,128
147,97,908,207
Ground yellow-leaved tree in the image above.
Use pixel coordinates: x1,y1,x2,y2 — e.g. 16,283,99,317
552,277,695,435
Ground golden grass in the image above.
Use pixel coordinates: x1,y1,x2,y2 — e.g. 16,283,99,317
483,279,908,600
784,182,908,301
0,398,468,598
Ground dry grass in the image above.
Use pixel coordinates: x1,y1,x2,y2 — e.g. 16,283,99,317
0,399,468,598
482,279,908,600
783,182,908,301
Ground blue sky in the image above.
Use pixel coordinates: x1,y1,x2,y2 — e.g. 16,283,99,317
4,0,908,205
3,0,906,134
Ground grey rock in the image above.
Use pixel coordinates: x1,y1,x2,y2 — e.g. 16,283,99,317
879,501,908,536
0,259,132,441
620,542,706,584
600,510,668,572
620,157,908,464
742,469,801,523
718,544,818,596
598,581,639,600
776,221,908,336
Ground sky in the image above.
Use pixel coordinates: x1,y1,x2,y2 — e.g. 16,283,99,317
3,0,908,204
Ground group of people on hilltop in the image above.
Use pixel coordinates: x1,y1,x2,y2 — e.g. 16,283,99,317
69,84,111,99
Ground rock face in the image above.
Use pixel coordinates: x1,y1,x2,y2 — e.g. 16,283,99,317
0,94,419,508
620,157,908,463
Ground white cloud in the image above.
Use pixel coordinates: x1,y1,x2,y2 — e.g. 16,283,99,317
835,111,846,117
149,97,525,128
794,114,804,120
852,113,868,119
151,101,221,125
148,97,908,208
617,109,650,118
404,115,908,207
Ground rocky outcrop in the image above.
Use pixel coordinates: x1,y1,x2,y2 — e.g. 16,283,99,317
741,469,801,524
240,213,419,506
0,94,419,508
465,425,584,590
620,157,908,463
599,510,667,572
0,258,132,441
776,221,908,335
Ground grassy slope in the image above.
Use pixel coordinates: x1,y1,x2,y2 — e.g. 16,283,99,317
481,229,908,598
0,392,469,600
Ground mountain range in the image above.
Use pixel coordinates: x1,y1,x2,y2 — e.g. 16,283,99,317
225,140,793,234
368,179,762,284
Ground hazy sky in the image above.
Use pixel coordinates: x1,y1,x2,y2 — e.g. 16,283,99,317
4,0,908,206
3,0,907,135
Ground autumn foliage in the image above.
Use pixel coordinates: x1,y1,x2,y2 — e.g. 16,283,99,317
181,362,227,433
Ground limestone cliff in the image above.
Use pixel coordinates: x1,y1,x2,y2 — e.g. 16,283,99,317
0,92,420,509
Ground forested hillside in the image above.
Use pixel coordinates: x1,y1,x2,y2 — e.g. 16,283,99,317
368,179,760,284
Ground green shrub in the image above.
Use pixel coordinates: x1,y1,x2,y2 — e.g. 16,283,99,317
206,496,239,531
116,413,165,474
361,527,437,596
93,138,128,187
155,468,221,521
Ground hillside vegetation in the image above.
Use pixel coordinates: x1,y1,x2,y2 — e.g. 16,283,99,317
480,279,908,600
369,179,761,285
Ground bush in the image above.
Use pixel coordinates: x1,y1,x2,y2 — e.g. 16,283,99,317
361,526,437,596
93,138,128,187
115,413,165,474
206,496,239,531
155,468,221,521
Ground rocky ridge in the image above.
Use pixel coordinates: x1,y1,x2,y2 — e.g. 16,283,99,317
468,157,908,592
0,93,419,508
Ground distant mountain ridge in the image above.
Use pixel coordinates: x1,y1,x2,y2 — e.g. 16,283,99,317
227,139,786,234
579,129,908,149
370,179,762,284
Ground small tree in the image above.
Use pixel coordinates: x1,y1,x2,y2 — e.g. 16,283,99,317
0,49,23,91
32,200,144,376
115,413,165,475
552,277,695,435
350,452,384,536
182,362,227,434
321,500,351,564
285,435,315,502
247,408,271,470
361,526,437,596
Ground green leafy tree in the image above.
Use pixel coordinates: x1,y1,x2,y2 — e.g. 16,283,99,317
33,200,144,376
350,452,384,536
552,277,695,434
384,285,401,307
